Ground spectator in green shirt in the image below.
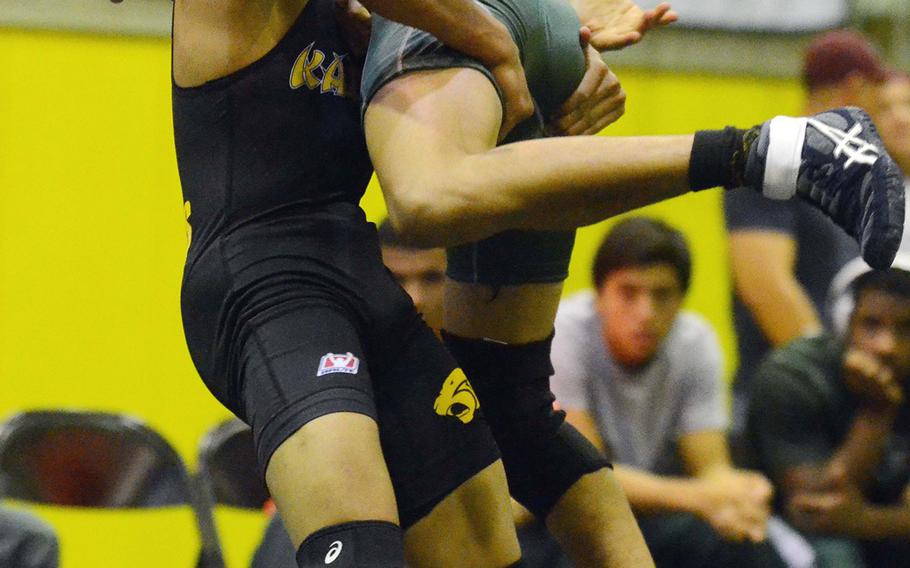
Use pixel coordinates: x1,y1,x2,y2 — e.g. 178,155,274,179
748,261,910,567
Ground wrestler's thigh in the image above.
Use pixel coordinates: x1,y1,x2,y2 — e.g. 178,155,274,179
266,413,398,546
371,317,518,565
404,460,520,568
239,301,397,546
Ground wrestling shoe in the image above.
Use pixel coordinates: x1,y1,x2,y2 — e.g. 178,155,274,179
742,107,905,269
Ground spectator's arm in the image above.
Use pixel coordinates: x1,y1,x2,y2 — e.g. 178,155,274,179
746,345,891,540
825,406,899,490
612,464,770,542
566,405,770,543
675,320,729,470
563,406,704,514
822,350,903,488
609,464,702,514
679,430,773,542
855,503,910,539
788,474,910,539
784,407,900,539
674,319,763,487
678,430,733,476
729,230,822,346
749,352,834,498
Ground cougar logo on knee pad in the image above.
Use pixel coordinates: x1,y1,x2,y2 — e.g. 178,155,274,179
434,369,479,424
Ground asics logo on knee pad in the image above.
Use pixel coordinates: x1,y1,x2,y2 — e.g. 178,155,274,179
807,118,880,168
324,540,343,564
433,369,479,424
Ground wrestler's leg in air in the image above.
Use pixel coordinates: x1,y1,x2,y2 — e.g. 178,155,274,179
362,2,905,567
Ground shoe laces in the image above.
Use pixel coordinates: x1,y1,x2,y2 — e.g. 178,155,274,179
806,118,880,169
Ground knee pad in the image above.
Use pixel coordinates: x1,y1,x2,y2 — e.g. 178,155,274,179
443,333,609,518
446,229,576,286
295,521,404,568
498,415,610,520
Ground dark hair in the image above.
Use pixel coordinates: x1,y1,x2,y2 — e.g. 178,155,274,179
802,29,886,92
852,268,910,304
378,218,437,250
592,217,691,291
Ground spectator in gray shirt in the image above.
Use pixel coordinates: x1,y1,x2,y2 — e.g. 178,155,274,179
550,217,784,568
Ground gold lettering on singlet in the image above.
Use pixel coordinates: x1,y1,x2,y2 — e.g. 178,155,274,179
184,200,192,249
321,54,346,97
290,43,347,97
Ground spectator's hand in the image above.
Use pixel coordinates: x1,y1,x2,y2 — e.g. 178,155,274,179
549,28,625,136
695,468,773,543
788,466,869,535
843,349,904,409
782,463,830,495
570,0,677,51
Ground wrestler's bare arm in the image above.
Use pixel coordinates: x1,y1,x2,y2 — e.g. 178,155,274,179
365,67,691,248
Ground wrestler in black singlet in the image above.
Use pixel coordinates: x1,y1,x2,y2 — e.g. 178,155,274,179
173,0,499,528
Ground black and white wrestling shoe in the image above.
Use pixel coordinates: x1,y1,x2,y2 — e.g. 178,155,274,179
743,107,905,269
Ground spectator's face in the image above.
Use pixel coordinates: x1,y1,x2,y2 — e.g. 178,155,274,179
382,245,446,332
849,289,910,380
875,75,910,172
596,263,683,368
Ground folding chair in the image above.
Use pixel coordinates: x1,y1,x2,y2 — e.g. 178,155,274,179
196,418,269,511
197,418,273,567
0,409,225,568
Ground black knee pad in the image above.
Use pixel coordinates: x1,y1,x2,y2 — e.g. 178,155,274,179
295,521,404,567
442,333,609,518
446,229,576,286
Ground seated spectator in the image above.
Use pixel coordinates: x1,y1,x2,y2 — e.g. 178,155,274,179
249,219,446,568
0,507,58,568
377,219,446,334
748,261,910,568
544,217,784,567
876,69,910,179
724,29,884,430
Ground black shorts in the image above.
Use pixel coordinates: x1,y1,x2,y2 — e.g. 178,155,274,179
181,205,500,527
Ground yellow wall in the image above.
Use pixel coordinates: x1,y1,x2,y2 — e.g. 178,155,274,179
0,27,802,566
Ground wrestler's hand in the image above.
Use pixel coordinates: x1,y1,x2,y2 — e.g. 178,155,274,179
485,33,535,140
549,28,625,136
571,0,677,51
